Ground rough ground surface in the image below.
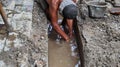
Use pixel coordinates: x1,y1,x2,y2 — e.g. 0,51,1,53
77,1,120,67
0,0,48,67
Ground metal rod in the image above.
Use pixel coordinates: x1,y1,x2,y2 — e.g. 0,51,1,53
73,18,84,67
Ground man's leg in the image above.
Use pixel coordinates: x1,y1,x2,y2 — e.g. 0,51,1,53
66,19,74,38
61,18,69,34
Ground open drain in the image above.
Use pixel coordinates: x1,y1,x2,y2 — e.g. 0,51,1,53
48,30,79,67
48,17,84,67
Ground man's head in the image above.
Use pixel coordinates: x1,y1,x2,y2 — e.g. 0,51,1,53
62,4,78,19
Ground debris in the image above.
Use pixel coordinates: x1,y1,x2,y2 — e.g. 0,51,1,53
0,24,7,34
113,0,120,7
109,8,120,15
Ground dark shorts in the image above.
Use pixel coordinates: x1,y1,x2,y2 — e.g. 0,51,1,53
35,0,48,11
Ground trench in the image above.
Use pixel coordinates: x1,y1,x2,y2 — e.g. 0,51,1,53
48,15,79,67
48,34,78,67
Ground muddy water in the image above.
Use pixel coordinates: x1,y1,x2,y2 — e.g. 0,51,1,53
48,15,79,67
48,33,78,67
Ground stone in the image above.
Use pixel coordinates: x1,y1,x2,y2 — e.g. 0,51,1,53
12,12,32,37
0,39,5,53
0,61,6,67
6,0,15,10
4,46,10,51
106,2,113,9
13,38,23,48
8,35,16,41
15,0,23,4
0,15,4,24
40,36,45,40
22,0,33,12
17,53,30,67
34,60,45,67
114,0,120,6
0,25,7,34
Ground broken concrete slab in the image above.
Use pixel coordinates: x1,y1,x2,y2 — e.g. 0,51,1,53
0,0,48,67
77,3,120,66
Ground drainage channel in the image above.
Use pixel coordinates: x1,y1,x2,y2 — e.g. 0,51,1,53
48,14,83,67
48,30,79,67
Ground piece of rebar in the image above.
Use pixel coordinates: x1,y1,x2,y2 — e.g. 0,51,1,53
73,18,84,67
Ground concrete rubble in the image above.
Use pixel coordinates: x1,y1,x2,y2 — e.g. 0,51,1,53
114,0,120,6
0,0,48,67
77,0,120,66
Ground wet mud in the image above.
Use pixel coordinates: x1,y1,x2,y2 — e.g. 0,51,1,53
48,31,79,67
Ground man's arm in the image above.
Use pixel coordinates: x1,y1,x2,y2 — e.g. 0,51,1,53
49,3,69,42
